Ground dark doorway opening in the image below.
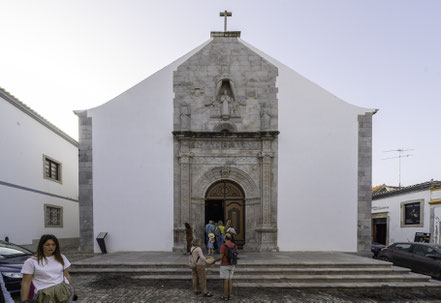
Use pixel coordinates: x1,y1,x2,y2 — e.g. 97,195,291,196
205,180,245,247
205,200,224,225
373,218,387,245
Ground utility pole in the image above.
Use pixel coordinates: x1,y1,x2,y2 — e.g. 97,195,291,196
382,148,414,188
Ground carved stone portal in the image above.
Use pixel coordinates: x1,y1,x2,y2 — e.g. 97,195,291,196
172,35,279,252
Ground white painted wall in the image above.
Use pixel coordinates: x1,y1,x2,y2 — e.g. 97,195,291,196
87,41,211,252
372,191,431,244
0,95,79,245
88,37,372,252
240,40,372,252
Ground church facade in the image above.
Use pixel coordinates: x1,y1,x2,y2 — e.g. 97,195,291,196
77,31,374,253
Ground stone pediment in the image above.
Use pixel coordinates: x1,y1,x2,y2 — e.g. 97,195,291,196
173,36,278,133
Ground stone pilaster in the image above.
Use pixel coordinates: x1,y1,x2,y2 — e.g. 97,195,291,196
77,111,94,252
257,138,278,251
358,113,373,252
173,140,193,251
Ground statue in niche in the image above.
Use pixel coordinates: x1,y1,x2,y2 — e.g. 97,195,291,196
260,104,271,130
180,104,190,130
220,90,232,120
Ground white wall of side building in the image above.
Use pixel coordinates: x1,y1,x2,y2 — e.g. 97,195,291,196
372,191,432,244
86,41,211,252
241,40,372,252
0,91,79,246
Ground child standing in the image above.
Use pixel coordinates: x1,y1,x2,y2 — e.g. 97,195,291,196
207,233,215,255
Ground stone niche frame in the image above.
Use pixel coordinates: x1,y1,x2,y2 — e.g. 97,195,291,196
172,131,279,252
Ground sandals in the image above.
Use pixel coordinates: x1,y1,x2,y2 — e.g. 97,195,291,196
203,292,213,297
193,291,201,295
221,296,229,301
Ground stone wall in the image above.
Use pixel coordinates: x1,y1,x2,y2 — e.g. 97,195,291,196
358,113,373,252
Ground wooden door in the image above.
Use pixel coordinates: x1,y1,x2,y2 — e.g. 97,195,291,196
225,200,244,245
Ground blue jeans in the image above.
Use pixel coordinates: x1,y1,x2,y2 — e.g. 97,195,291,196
217,234,224,252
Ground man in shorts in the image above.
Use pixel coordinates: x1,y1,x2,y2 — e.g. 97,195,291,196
214,232,236,300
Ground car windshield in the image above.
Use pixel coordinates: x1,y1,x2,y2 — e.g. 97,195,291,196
0,241,33,258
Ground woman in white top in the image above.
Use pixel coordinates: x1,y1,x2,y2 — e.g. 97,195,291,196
20,234,77,303
190,238,213,297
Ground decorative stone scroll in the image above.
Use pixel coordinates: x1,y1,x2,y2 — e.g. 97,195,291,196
220,166,231,178
213,121,237,132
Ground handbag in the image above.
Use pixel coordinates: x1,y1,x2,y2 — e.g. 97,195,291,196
187,247,200,269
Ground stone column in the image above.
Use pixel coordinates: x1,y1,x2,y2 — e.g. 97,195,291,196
77,111,94,252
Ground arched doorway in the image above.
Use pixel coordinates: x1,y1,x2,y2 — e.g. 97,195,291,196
205,180,245,247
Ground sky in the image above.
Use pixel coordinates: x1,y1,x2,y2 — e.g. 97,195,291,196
0,0,440,187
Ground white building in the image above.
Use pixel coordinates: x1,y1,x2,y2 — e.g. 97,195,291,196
0,87,79,249
77,30,375,253
372,180,441,245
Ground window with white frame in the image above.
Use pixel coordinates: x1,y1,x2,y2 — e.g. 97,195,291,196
43,155,62,183
44,204,63,227
401,200,424,227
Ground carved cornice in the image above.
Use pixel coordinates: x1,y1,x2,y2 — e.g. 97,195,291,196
258,151,274,159
172,131,279,139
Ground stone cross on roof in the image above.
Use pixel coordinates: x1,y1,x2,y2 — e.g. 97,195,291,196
220,10,232,32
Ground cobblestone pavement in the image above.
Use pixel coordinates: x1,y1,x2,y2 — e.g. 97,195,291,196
10,249,441,302
12,273,441,303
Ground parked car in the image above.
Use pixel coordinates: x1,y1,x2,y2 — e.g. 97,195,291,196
378,242,441,278
0,240,34,294
371,242,386,258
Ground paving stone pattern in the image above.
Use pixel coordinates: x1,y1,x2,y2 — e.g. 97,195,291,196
13,274,441,303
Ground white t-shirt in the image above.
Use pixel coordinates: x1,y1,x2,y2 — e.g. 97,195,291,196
21,254,71,292
226,227,236,234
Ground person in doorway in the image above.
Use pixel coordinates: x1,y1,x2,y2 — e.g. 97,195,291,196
226,221,237,243
190,238,213,297
205,220,215,248
213,233,237,301
20,234,77,303
215,220,225,253
184,222,194,255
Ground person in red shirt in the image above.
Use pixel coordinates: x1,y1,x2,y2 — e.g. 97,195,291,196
213,232,236,301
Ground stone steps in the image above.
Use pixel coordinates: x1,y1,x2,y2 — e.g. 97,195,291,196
70,266,411,276
71,262,395,269
129,273,430,283
69,263,441,288
233,281,441,289
70,253,441,289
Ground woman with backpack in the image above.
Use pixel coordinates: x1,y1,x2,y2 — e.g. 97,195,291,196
189,238,213,297
213,233,237,301
225,221,237,243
